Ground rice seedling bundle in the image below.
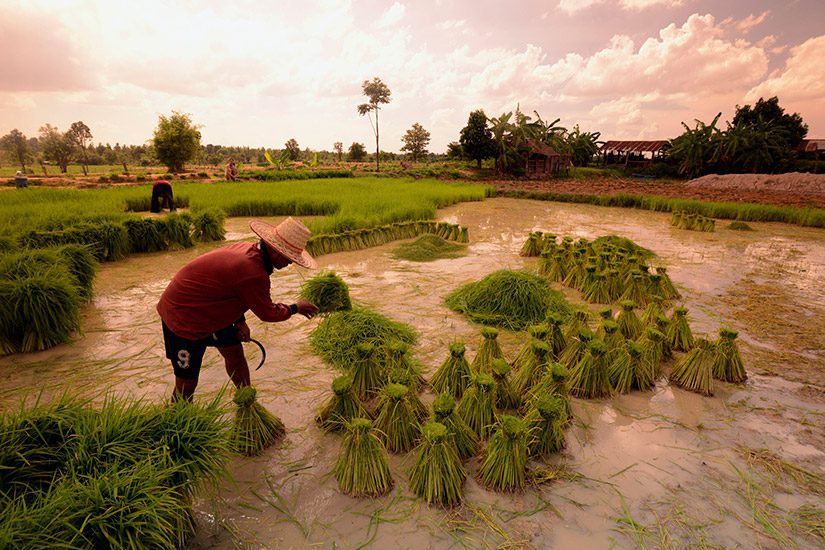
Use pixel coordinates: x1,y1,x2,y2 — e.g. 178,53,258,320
230,386,285,456
160,212,195,249
579,264,598,293
309,307,417,369
384,340,426,390
726,221,754,231
373,383,420,453
546,314,567,357
545,251,568,282
608,340,649,393
617,300,643,340
562,257,585,288
526,362,572,421
54,244,98,302
457,226,470,243
670,338,715,396
538,249,553,276
512,339,551,394
558,328,594,370
713,328,747,383
654,314,674,359
347,342,385,399
191,208,226,242
316,375,368,432
391,234,466,262
637,327,665,381
19,220,130,262
431,393,479,460
299,271,352,314
124,218,167,253
387,367,428,420
430,342,472,399
445,269,571,331
562,309,591,342
491,358,521,410
456,373,498,439
409,421,466,507
478,415,529,492
600,319,625,352
655,266,680,299
597,307,613,321
471,327,505,373
519,232,542,257
667,307,694,352
524,394,566,456
568,339,612,399
619,270,650,307
334,418,393,497
582,271,612,304
641,296,665,326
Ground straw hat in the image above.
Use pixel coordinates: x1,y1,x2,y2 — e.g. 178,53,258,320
250,217,316,268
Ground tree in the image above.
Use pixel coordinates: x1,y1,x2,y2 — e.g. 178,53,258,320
732,96,807,149
67,121,93,175
730,96,806,171
565,125,602,167
284,139,301,161
39,124,75,173
357,77,391,172
0,129,29,171
152,111,202,172
668,113,722,178
400,123,431,162
333,141,344,162
459,110,496,168
446,141,463,159
347,142,367,161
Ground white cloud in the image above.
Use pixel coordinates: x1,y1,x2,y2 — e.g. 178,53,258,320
558,0,684,15
746,34,825,103
377,2,406,28
736,10,770,33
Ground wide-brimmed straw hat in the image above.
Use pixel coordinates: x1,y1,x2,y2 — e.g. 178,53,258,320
250,217,317,268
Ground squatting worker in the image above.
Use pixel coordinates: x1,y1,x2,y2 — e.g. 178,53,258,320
157,217,320,401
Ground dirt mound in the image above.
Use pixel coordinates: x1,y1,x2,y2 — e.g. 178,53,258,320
687,173,825,195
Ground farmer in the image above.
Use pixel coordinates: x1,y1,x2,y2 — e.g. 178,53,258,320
157,217,320,401
14,170,28,188
150,179,175,213
225,159,238,181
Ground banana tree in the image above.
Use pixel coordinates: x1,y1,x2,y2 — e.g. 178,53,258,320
264,149,291,170
668,113,722,178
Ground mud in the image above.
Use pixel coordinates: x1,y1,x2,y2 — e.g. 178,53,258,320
1,198,824,548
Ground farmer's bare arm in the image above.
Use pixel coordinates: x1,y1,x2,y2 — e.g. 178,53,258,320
296,299,319,319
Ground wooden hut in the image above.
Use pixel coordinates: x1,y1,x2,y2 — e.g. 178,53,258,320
525,139,571,178
600,141,669,169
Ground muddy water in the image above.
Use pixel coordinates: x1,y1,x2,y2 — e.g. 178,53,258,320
2,198,824,549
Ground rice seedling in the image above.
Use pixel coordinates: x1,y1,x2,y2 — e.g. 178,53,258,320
568,339,612,399
524,394,566,456
562,309,590,342
654,266,680,299
599,319,625,352
608,340,649,393
299,271,352,314
160,212,195,249
670,338,715,396
713,328,747,383
519,232,542,257
373,383,421,453
470,327,505,374
545,314,567,357
392,234,466,262
637,327,665,382
544,251,568,282
654,314,674,359
558,328,594,370
347,342,385,400
478,415,529,492
456,373,498,439
309,307,417,369
526,362,572,421
409,421,466,507
512,340,551,395
230,386,285,456
333,418,393,497
124,218,167,253
641,296,665,326
619,270,651,307
387,367,428,420
431,393,479,460
191,208,226,242
667,307,694,352
616,300,643,340
582,271,612,304
445,270,572,331
316,375,368,432
430,342,473,399
491,359,521,410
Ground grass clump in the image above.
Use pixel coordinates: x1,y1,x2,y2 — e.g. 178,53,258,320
670,338,715,396
519,232,543,257
431,394,479,460
478,415,529,492
726,221,754,231
609,341,649,394
191,208,226,242
409,421,465,507
316,375,368,432
713,328,747,383
334,418,393,497
230,386,285,456
373,383,420,453
430,342,472,399
299,271,352,313
445,269,572,331
392,234,466,262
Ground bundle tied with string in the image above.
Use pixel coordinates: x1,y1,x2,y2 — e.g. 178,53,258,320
373,383,420,453
654,314,674,359
616,300,643,340
430,342,472,399
528,362,572,421
713,328,747,383
298,270,352,313
546,314,567,358
667,306,694,352
409,421,466,507
670,338,715,396
655,266,680,299
316,375,368,432
478,415,529,492
456,372,498,439
519,232,543,257
524,393,566,456
512,339,551,395
511,324,547,373
230,386,285,456
387,367,428,420
470,327,505,374
383,340,426,391
334,418,393,497
568,339,612,399
637,327,665,382
349,342,385,400
558,327,594,371
608,340,648,393
600,319,625,352
431,393,479,460
491,358,521,410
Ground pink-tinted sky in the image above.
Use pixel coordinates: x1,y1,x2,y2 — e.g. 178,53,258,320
1,0,823,153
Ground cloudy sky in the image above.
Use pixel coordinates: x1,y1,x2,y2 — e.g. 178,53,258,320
2,0,823,153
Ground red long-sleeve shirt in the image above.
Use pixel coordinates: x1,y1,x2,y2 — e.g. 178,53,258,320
157,242,292,340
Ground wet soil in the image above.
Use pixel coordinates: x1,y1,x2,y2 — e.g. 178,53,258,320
1,199,824,548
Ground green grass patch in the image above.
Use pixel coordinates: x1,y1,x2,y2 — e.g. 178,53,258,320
392,234,467,262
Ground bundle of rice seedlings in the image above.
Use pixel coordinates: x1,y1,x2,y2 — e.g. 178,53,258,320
387,368,428,420
491,358,521,410
512,340,551,394
582,271,612,304
511,324,547,372
655,266,680,299
597,307,613,321
430,342,472,399
191,208,226,242
373,383,420,453
608,340,648,393
384,340,426,389
160,212,195,249
309,307,417,369
392,234,466,262
562,309,590,342
445,269,571,331
558,328,594,370
519,232,542,257
299,271,352,313
471,327,505,373
726,221,754,231
431,393,478,460
670,338,715,396
124,218,166,253
409,421,466,507
316,375,368,432
348,343,385,399
527,362,572,421
654,314,674,359
713,328,747,383
545,251,568,282
667,307,694,352
600,319,625,352
457,226,470,243
616,300,643,340
54,244,98,302
637,327,665,381
619,270,650,307
230,386,285,456
478,415,528,492
524,394,566,456
568,339,612,399
641,296,665,326
546,314,567,358
456,373,498,439
537,249,553,276
334,418,393,497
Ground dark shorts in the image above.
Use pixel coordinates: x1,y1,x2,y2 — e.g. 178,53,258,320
162,321,241,380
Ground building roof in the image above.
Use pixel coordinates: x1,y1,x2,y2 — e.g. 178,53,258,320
798,139,825,152
600,140,670,153
526,139,566,157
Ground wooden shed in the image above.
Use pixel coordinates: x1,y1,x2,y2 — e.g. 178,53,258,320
525,139,571,178
600,140,670,169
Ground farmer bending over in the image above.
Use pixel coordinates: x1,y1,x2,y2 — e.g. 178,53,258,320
150,179,175,213
157,217,319,401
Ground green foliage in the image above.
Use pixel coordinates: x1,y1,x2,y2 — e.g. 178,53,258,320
152,111,202,172
334,418,393,497
0,129,30,171
566,125,602,167
459,110,497,168
252,168,353,181
391,234,466,262
230,386,285,456
299,271,352,313
357,77,392,171
400,123,431,162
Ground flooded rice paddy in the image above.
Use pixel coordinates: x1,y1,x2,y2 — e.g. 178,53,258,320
1,198,824,548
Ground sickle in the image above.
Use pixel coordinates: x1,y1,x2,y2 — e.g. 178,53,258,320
250,338,268,371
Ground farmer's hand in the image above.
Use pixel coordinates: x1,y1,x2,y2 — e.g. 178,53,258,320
235,320,251,342
296,299,319,319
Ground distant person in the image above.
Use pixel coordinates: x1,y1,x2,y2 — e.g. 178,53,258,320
150,179,175,213
14,170,28,188
225,160,238,181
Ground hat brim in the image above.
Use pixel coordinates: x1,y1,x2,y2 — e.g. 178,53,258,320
250,221,317,269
